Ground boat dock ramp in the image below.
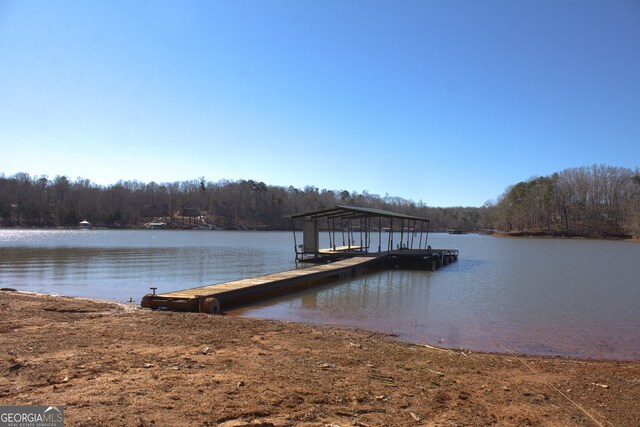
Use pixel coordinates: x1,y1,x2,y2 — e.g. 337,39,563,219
141,206,458,313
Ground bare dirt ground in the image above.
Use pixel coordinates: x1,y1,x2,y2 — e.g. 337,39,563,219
1,291,639,426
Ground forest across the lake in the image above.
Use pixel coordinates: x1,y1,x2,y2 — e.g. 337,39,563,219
1,164,638,238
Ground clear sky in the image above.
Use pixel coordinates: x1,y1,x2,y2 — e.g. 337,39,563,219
1,0,639,207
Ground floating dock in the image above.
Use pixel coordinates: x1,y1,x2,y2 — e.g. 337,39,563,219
142,255,384,313
141,206,459,313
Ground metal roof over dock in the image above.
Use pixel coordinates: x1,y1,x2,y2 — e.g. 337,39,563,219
291,205,430,222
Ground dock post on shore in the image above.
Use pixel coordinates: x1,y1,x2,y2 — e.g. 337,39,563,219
141,205,458,313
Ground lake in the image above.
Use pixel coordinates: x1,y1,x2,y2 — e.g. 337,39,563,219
1,229,639,360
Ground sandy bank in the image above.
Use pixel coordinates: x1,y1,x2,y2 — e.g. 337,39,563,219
1,291,639,426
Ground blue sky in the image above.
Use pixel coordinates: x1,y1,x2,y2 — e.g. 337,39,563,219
1,0,639,207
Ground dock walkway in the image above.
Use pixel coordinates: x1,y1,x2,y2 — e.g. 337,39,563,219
142,255,385,313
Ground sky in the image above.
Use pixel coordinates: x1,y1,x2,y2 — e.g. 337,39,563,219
1,0,639,207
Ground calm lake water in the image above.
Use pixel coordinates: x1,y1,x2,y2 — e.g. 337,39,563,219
1,229,639,360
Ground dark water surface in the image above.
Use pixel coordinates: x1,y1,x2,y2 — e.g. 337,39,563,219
1,230,639,359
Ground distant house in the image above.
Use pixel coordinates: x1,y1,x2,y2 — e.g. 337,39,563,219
79,220,92,229
144,222,167,230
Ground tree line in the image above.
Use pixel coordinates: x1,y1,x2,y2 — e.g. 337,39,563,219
3,164,638,238
491,164,640,238
0,173,492,231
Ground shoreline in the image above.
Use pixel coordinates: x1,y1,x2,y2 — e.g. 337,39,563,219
9,289,639,363
3,226,639,241
491,229,640,241
2,291,639,426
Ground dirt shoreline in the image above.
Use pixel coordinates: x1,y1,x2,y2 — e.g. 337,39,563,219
1,291,639,426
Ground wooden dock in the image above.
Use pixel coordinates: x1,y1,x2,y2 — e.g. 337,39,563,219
141,205,459,314
141,255,386,313
141,248,457,313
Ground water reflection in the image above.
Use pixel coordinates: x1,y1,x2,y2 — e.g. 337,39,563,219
0,230,297,302
239,235,640,360
2,230,639,360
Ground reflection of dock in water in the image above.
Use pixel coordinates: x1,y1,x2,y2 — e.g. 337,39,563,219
298,270,428,312
142,206,458,313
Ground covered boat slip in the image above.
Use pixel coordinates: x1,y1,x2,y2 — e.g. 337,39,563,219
141,206,458,313
292,205,445,262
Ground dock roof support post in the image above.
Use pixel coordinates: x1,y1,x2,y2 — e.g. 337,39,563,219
410,219,416,250
347,218,356,250
332,217,336,251
378,216,382,253
425,220,430,249
292,217,298,259
366,216,371,253
351,218,355,249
